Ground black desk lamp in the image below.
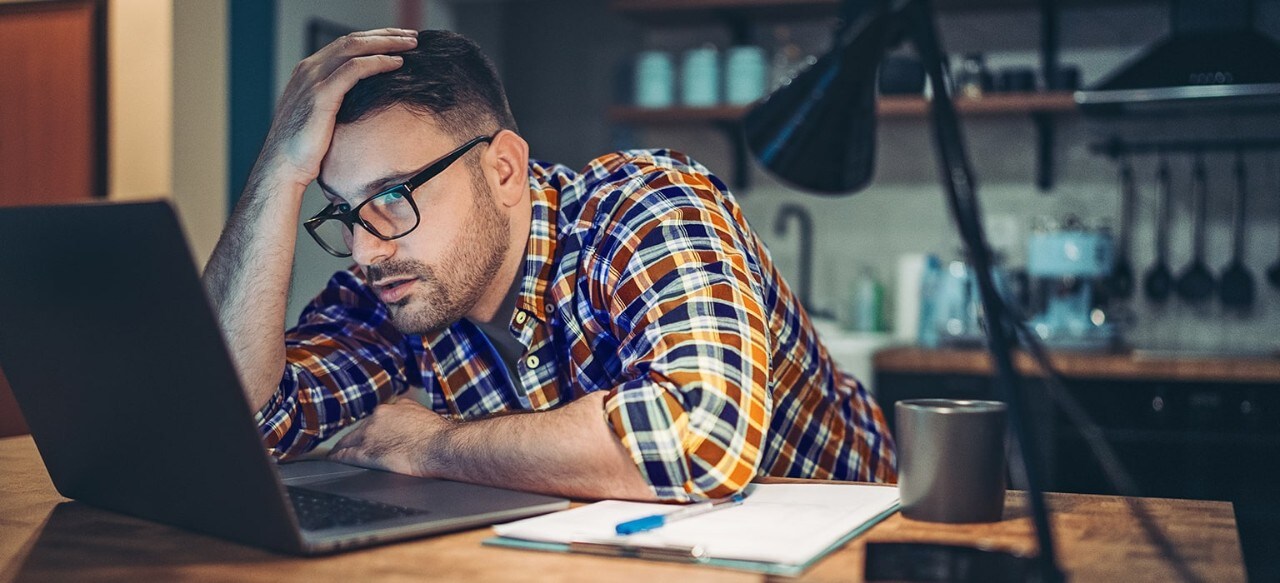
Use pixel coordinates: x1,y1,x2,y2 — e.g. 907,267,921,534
744,0,1062,581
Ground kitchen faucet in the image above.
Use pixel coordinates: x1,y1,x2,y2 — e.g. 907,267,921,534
774,203,816,314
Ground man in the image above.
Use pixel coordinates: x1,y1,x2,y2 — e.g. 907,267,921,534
203,28,895,503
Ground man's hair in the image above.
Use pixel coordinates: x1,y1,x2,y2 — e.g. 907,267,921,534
336,30,517,139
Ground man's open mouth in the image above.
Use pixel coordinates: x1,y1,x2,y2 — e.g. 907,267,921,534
373,277,418,304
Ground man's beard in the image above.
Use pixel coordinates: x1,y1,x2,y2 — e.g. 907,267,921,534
367,173,510,335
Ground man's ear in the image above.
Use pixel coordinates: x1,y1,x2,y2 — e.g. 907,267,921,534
484,129,529,209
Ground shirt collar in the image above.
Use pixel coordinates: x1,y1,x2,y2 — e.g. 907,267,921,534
514,161,563,329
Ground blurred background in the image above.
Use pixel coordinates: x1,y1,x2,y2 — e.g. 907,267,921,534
1,0,1278,579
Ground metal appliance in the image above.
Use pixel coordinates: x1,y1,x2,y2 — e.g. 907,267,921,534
923,255,1019,349
1026,216,1117,350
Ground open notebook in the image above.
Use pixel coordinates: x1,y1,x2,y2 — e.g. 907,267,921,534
486,483,900,576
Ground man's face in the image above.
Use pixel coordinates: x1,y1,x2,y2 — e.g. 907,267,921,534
318,106,509,335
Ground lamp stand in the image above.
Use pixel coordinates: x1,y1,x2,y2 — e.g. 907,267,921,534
902,0,1063,581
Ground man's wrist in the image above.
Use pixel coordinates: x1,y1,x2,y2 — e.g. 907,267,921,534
415,410,456,478
243,150,314,204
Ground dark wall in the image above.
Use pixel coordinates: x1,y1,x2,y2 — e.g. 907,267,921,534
487,0,639,170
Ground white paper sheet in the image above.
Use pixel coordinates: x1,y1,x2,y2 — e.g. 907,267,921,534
492,483,900,566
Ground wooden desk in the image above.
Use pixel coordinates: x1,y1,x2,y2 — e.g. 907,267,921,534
0,436,1245,582
874,346,1280,384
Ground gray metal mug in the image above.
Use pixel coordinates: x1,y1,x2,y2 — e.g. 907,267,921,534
896,399,1008,523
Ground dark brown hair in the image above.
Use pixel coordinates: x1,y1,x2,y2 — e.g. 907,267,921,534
336,30,517,139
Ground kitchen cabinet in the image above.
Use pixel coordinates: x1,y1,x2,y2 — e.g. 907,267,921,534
872,346,1280,581
611,0,1157,22
608,0,1147,190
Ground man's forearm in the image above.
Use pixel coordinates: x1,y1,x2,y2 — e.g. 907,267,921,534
201,30,418,414
427,392,657,501
202,161,307,412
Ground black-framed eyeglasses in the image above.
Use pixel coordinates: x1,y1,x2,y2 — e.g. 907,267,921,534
304,133,495,258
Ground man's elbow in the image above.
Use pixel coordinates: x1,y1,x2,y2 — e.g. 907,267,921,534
602,471,661,502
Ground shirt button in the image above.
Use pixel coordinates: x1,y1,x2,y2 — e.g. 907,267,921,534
515,311,528,325
525,355,540,369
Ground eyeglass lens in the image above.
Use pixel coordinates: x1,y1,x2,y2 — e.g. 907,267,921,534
312,189,418,256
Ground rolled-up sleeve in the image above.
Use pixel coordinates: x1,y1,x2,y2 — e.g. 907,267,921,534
256,270,429,459
598,173,772,502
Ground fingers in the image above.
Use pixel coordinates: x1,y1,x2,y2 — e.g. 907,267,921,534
307,32,417,81
328,32,418,57
347,27,417,38
318,54,406,102
327,431,389,472
256,29,418,190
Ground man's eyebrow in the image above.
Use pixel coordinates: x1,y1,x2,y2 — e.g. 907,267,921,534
315,171,417,203
314,177,343,201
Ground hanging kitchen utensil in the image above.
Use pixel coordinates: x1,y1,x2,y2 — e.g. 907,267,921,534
1176,152,1215,303
1269,157,1280,290
1107,156,1136,299
1143,155,1174,303
1219,152,1255,309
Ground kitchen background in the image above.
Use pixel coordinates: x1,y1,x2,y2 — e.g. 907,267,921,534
283,3,1280,578
277,0,1280,359
1,0,1277,579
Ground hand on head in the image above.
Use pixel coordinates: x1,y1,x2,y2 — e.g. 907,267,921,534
261,28,419,192
201,28,420,414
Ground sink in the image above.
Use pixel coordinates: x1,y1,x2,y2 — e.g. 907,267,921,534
810,319,897,394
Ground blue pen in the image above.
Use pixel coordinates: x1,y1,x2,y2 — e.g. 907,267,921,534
615,493,746,535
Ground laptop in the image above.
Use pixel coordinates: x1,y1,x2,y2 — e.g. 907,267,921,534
0,200,569,555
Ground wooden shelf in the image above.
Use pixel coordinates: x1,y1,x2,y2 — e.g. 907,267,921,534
880,91,1077,116
611,0,1153,21
610,0,837,22
609,0,1098,190
873,346,1280,384
609,92,1078,124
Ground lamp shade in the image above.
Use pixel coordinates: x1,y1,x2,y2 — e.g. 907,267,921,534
743,5,894,195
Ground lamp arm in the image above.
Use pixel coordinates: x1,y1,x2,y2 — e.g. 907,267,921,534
900,1,1063,581
835,0,890,44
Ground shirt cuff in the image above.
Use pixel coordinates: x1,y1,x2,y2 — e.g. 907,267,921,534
252,386,286,427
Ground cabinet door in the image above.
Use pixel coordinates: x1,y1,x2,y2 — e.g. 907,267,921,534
0,0,104,437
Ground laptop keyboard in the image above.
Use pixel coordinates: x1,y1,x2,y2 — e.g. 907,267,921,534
287,486,429,531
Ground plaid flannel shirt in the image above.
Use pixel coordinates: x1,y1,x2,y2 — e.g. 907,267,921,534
256,150,896,501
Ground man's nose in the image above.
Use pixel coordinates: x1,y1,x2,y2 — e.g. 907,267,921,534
350,226,395,266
